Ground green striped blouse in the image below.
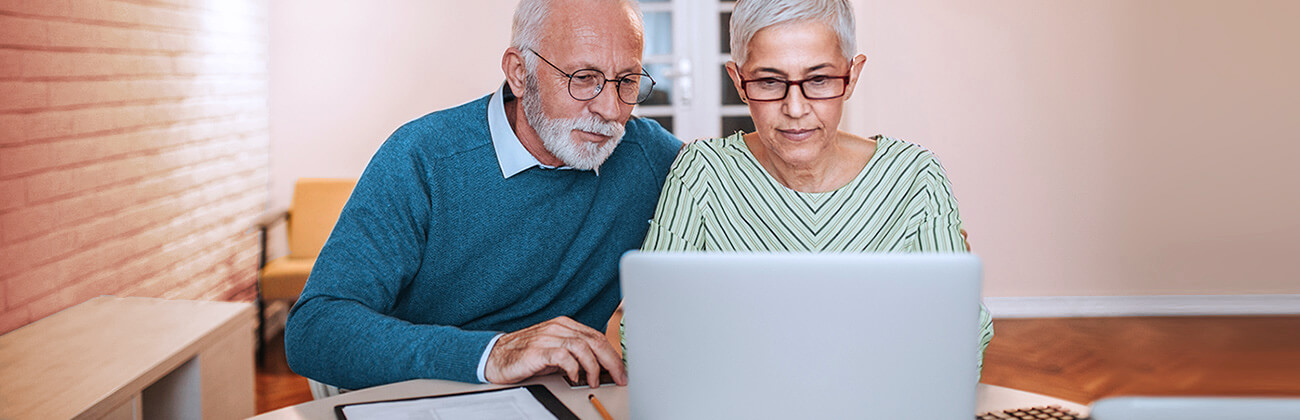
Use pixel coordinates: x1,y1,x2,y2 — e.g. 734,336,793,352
633,132,995,375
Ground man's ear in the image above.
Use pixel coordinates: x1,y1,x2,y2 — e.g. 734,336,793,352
724,61,747,103
841,54,867,100
503,47,528,95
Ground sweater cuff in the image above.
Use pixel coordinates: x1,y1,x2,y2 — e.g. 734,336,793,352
428,330,501,383
477,333,504,383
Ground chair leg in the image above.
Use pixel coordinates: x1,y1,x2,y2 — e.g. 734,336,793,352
256,226,269,367
256,289,267,367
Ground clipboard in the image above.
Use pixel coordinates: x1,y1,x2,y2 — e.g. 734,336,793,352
333,384,579,420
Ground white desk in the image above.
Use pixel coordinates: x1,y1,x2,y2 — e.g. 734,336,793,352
251,375,1089,419
0,296,257,420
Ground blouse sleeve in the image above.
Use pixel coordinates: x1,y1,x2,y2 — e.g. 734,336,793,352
641,145,707,252
626,143,709,360
915,155,968,253
912,151,993,379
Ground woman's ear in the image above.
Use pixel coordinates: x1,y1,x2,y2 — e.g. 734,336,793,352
724,61,748,103
841,54,868,100
503,47,528,96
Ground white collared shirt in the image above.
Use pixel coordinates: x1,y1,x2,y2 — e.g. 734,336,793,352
486,84,596,178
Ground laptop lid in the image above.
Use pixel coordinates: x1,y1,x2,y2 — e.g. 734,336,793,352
620,252,983,420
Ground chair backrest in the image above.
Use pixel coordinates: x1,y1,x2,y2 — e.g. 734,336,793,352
287,178,357,259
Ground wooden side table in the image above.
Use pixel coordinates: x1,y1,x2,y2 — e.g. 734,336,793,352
0,296,257,420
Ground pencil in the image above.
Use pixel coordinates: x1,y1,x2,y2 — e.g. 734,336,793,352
588,393,614,420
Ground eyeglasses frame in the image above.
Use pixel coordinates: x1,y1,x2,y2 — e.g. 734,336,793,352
527,49,657,105
738,74,853,102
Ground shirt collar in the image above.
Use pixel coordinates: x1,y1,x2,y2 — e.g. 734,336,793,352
488,83,596,178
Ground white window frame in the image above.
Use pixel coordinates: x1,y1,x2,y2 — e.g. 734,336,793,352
635,0,747,142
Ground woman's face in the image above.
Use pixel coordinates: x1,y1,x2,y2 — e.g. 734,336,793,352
727,21,866,166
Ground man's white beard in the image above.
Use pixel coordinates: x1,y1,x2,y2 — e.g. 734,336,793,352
521,74,625,171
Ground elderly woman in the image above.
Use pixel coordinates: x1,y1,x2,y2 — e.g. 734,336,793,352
630,0,994,373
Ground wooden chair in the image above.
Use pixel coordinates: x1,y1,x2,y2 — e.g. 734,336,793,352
251,178,356,360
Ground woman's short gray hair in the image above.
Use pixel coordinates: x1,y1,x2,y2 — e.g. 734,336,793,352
511,0,644,71
729,0,857,66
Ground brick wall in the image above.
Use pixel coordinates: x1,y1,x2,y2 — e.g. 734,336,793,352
0,0,270,334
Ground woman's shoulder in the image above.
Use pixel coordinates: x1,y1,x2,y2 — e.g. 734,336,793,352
874,135,924,153
863,135,956,190
672,133,749,167
681,132,746,155
872,135,943,166
662,132,757,185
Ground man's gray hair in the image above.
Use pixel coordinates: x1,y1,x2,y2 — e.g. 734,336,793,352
511,0,644,72
729,0,857,66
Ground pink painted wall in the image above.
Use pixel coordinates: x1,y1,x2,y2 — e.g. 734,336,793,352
267,0,516,242
267,1,1300,297
266,0,518,257
849,0,1300,296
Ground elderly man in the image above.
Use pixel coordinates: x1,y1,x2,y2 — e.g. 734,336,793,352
285,0,680,390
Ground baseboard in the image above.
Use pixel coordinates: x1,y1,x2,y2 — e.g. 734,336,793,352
984,294,1300,318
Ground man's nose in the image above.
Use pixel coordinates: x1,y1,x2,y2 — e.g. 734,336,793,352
587,81,626,122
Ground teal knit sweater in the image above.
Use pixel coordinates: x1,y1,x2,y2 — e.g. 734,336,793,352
285,94,681,389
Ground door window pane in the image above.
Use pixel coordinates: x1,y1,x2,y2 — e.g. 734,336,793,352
644,12,673,56
646,116,674,133
721,116,755,137
641,63,673,106
721,65,744,105
719,12,732,54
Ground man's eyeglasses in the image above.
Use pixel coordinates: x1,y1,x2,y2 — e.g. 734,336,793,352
529,49,657,105
739,74,851,102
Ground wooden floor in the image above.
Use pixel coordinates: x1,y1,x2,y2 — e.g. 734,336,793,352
255,315,1300,414
981,316,1300,403
256,331,314,414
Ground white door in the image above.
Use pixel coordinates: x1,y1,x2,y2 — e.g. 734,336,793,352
635,0,754,142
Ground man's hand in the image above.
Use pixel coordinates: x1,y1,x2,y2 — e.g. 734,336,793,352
484,316,628,387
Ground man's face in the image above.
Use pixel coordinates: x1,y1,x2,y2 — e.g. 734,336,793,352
522,0,644,170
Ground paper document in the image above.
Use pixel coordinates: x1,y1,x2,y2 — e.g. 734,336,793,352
339,387,560,420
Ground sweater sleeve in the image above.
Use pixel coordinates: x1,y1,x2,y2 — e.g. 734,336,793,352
284,135,498,389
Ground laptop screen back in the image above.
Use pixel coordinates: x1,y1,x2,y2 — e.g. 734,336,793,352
620,252,983,420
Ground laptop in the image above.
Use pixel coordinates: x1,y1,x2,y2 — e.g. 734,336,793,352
620,252,984,420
